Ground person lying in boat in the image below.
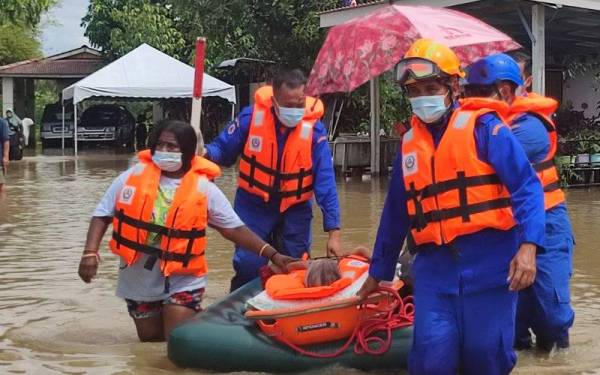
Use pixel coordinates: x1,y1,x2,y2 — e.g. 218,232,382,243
263,246,372,300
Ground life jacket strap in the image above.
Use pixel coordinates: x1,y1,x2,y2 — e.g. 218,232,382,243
240,153,313,200
405,173,502,200
533,158,555,173
114,210,206,239
112,231,205,263
543,181,561,193
409,198,511,229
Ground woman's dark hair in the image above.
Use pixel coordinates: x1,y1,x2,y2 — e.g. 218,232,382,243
148,120,197,171
273,68,307,93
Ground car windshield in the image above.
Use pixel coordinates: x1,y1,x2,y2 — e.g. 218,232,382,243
81,107,120,127
42,105,74,122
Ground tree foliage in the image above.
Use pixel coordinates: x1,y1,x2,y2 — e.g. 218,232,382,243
81,0,410,135
0,0,50,65
82,0,186,60
83,0,338,70
0,0,56,27
0,23,42,65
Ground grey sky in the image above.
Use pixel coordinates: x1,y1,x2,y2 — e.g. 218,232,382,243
40,0,91,56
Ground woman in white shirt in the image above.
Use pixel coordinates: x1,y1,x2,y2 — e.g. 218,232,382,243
78,120,296,342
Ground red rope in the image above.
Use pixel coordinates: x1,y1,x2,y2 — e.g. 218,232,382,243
276,286,414,358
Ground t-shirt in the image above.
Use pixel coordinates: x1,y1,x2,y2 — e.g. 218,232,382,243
93,166,244,301
0,118,9,158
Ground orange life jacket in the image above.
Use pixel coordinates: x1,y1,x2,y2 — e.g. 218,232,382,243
507,94,565,210
265,256,369,300
402,98,516,247
109,150,221,278
238,85,324,212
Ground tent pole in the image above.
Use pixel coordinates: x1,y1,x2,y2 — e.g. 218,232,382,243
230,103,235,121
369,77,381,176
532,4,546,94
61,104,65,152
74,103,78,156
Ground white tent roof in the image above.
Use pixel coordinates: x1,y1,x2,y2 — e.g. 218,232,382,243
62,43,236,104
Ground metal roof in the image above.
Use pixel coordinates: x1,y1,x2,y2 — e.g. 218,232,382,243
454,0,600,61
319,0,600,14
0,46,105,79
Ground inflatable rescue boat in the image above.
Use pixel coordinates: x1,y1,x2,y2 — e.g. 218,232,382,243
168,277,413,372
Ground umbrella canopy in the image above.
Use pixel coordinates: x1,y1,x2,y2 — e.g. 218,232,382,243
306,5,521,96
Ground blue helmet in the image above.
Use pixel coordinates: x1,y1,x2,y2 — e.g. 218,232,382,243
466,53,523,86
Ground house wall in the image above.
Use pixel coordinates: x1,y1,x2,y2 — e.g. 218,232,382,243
563,71,600,118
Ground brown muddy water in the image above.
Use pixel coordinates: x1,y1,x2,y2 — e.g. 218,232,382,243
0,151,599,374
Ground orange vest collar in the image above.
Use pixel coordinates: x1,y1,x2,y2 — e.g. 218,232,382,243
459,97,509,118
510,94,558,119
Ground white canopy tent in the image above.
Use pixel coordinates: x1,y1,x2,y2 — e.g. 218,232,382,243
61,43,236,155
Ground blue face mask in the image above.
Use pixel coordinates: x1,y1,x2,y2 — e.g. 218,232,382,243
152,150,182,172
276,106,305,128
409,94,450,124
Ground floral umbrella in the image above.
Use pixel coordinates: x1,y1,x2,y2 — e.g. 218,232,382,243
306,5,521,96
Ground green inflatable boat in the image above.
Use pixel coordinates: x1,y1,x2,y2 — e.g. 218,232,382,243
168,279,413,372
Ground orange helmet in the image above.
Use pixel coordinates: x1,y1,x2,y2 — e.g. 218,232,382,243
396,39,465,84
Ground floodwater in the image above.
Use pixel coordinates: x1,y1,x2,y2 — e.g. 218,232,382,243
1,151,599,374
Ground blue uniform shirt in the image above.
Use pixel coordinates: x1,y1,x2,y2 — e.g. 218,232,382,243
205,106,341,232
511,112,575,252
369,110,546,294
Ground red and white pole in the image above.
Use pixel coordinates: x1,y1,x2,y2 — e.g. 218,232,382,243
191,37,206,154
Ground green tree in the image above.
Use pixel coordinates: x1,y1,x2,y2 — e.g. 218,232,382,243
169,0,338,71
0,23,42,65
0,0,56,27
82,0,186,60
83,0,338,69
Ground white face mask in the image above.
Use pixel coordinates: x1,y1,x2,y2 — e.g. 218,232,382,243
276,106,305,128
152,150,182,172
409,94,450,124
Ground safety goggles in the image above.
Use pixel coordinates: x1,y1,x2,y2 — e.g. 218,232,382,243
395,58,445,85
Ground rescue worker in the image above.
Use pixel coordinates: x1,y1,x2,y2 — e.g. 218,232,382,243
465,53,575,351
78,120,296,342
204,68,341,291
357,39,546,374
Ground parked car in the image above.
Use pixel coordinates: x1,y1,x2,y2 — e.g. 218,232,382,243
40,102,74,148
77,104,135,147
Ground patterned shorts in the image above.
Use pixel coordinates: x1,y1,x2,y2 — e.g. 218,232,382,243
125,288,205,319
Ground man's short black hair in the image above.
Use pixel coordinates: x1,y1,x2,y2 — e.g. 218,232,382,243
273,68,307,92
508,50,532,78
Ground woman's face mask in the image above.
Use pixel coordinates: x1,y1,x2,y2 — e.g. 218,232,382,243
152,150,182,172
409,94,450,124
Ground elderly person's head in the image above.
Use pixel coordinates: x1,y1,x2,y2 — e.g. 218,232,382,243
305,258,341,287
